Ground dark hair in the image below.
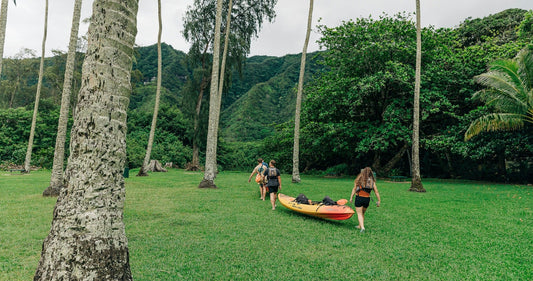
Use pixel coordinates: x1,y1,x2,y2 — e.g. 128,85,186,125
269,160,276,166
257,158,263,164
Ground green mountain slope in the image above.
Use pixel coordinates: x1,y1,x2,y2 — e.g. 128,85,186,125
221,52,325,142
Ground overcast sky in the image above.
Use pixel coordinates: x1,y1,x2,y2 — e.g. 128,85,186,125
2,0,532,58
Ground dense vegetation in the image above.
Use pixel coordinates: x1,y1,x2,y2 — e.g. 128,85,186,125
0,9,531,183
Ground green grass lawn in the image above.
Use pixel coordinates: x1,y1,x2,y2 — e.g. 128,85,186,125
1,169,531,280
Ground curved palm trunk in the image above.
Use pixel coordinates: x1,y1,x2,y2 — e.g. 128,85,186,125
24,0,49,173
199,0,223,189
409,0,426,192
43,0,83,197
292,0,313,183
0,0,9,78
34,0,139,279
138,0,163,177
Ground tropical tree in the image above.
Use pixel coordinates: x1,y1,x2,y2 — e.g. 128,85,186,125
409,0,425,192
292,0,313,183
23,0,48,173
199,0,223,188
33,0,139,279
182,0,276,171
137,0,163,176
465,45,533,140
43,0,83,196
217,0,233,101
0,0,9,78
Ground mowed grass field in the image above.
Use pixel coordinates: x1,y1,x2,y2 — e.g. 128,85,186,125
0,169,531,280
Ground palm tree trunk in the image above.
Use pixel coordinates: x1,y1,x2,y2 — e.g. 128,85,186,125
138,0,163,177
292,0,313,183
43,0,83,197
23,0,48,173
199,0,223,189
33,0,139,279
409,0,426,192
217,0,232,97
0,0,9,78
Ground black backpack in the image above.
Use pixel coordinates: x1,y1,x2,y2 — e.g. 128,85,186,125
295,193,310,204
321,196,337,206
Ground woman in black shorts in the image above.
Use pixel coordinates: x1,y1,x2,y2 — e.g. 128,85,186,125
349,167,381,233
264,160,281,210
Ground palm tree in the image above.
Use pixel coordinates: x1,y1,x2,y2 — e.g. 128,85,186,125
199,0,223,189
217,0,233,98
292,0,313,183
23,0,48,173
34,0,139,279
43,0,83,196
465,45,533,141
0,0,10,78
137,0,163,177
409,0,426,192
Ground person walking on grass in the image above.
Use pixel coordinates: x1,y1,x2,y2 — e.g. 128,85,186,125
264,160,281,210
248,158,268,200
349,167,381,233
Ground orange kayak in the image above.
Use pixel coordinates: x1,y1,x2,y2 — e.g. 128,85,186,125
278,193,355,220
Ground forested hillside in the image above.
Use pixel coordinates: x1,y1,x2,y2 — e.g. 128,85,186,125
0,8,531,183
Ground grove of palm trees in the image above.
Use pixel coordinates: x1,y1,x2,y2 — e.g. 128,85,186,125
0,1,531,278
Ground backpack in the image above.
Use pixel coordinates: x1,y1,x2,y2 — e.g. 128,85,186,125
255,164,267,184
321,196,337,206
266,168,279,186
295,193,310,204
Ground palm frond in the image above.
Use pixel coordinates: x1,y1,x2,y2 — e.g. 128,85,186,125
464,113,525,141
527,108,533,124
517,45,533,90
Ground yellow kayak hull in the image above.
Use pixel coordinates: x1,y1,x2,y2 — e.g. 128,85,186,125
278,193,355,220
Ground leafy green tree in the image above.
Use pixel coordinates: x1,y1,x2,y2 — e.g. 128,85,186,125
182,0,276,171
465,45,533,140
0,49,37,109
302,14,420,175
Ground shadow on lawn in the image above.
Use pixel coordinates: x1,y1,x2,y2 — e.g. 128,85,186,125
276,207,355,228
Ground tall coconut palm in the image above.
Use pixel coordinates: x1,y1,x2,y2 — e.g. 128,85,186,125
292,0,313,183
198,0,223,189
0,0,10,78
409,0,426,192
465,45,533,141
137,0,163,177
33,0,139,279
43,0,83,196
217,0,233,98
23,0,48,173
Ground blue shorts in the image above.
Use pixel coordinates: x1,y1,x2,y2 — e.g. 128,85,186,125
354,196,370,208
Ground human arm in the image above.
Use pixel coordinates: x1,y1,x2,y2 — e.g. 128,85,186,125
248,167,257,182
349,185,357,203
277,169,281,190
373,182,381,207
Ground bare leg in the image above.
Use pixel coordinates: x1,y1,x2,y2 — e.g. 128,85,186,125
260,185,266,200
355,206,365,230
270,192,277,210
